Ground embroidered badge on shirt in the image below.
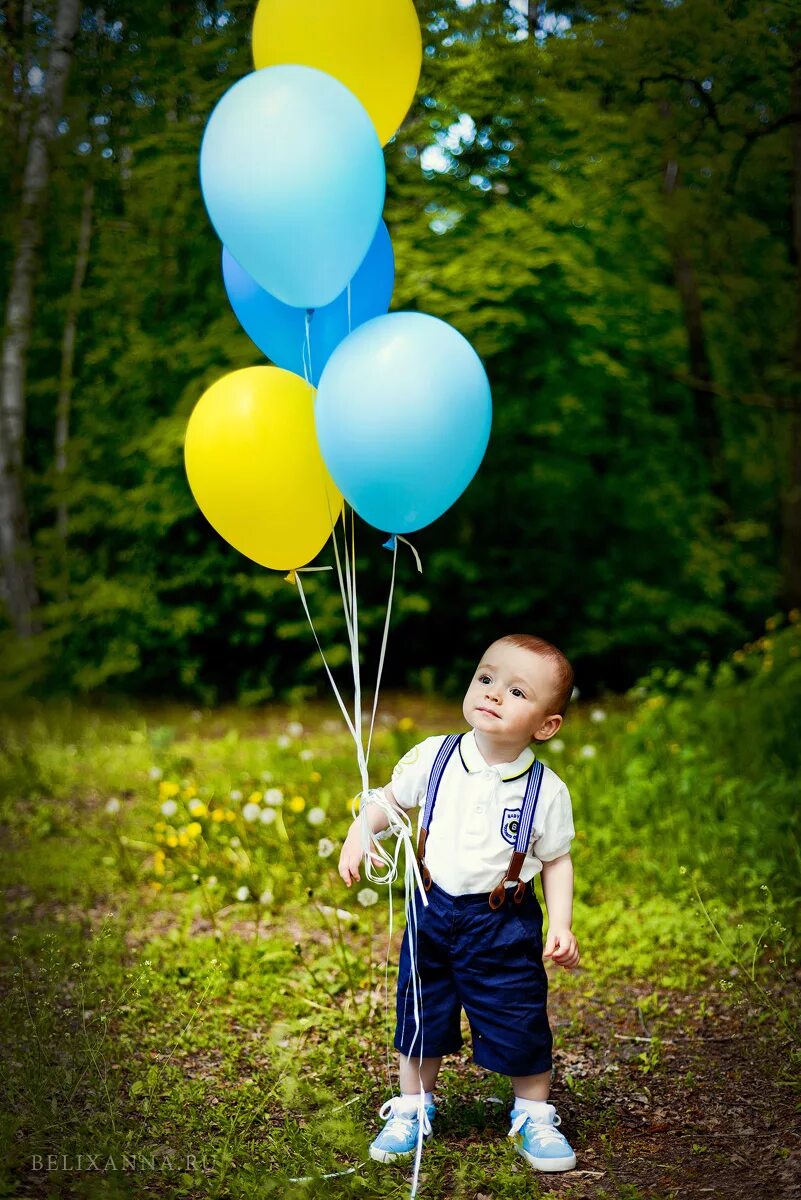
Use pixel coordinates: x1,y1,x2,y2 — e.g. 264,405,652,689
501,807,521,846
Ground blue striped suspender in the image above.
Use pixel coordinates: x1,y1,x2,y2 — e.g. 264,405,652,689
415,734,545,908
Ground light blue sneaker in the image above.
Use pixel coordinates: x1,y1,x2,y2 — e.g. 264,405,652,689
508,1103,577,1172
368,1096,436,1163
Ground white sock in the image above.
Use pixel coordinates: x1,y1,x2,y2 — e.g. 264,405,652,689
398,1090,433,1111
513,1097,554,1120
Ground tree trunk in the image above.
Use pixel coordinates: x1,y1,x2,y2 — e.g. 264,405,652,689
780,38,801,610
660,129,729,512
0,0,81,636
55,177,95,554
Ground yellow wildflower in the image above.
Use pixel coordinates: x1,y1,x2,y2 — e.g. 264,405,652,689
177,833,189,847
183,787,196,800
154,820,167,831
153,850,166,876
150,881,162,892
166,834,178,848
159,781,180,799
211,808,226,822
289,795,306,813
224,809,237,822
398,717,415,731
248,791,262,805
310,771,322,783
188,800,207,818
186,822,202,840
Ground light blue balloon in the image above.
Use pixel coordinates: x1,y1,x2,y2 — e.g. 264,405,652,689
222,222,394,386
315,312,492,533
200,66,385,309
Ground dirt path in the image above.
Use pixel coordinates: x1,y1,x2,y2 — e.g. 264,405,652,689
393,977,801,1200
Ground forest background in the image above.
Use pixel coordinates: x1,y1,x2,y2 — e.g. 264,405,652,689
1,0,800,703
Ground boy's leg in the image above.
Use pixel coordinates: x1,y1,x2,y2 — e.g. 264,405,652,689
399,1054,443,1094
510,1069,550,1101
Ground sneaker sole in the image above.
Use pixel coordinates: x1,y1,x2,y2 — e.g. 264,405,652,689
513,1142,577,1172
369,1134,432,1164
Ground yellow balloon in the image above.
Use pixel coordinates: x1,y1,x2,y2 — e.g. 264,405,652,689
184,366,342,571
252,0,422,147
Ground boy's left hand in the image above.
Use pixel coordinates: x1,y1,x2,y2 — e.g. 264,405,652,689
543,927,580,969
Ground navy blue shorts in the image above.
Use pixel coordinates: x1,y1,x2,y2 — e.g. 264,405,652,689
394,878,552,1076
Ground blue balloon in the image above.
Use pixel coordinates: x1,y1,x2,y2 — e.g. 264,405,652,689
200,66,385,309
315,312,492,533
222,223,394,386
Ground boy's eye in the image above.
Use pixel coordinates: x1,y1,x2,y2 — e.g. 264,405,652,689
478,674,491,684
511,688,525,698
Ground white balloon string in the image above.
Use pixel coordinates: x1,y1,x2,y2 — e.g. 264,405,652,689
366,538,398,763
303,309,313,386
397,534,424,573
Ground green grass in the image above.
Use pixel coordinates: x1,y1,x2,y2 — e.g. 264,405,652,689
1,616,799,1196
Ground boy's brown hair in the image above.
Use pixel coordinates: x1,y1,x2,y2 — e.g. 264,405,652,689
497,633,575,717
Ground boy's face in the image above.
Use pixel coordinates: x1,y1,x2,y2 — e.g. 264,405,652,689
462,640,563,746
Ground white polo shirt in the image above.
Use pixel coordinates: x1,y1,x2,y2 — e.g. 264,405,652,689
387,729,575,897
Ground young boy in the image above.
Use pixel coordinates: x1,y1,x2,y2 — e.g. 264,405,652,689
339,633,580,1173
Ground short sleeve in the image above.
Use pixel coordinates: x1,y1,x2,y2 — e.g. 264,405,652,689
387,735,445,811
531,781,575,863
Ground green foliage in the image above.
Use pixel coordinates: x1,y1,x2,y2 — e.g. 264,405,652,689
1,1,796,702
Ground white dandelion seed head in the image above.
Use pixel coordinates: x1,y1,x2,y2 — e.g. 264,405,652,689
229,836,241,848
580,744,597,759
307,806,326,827
105,797,121,814
261,770,273,783
259,808,277,825
276,735,291,749
286,721,304,738
590,708,607,723
242,803,261,823
229,789,243,802
263,788,283,806
549,738,565,753
299,748,314,762
259,888,274,905
160,799,178,817
235,886,250,902
317,837,335,858
357,888,379,908
149,766,163,781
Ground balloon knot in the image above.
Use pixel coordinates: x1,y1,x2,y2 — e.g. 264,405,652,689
284,570,297,585
383,536,397,551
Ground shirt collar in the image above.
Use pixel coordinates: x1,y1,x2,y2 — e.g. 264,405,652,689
458,729,535,782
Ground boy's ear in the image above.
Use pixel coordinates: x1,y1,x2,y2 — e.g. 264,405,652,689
533,714,563,742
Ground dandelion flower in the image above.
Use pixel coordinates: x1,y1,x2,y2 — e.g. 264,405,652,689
580,745,596,759
211,808,225,822
287,721,304,738
289,796,305,813
189,800,207,818
105,797,121,815
299,749,314,762
307,806,326,826
318,837,335,858
230,789,243,802
259,888,274,905
310,771,322,783
236,886,250,902
148,766,163,781
590,708,606,723
276,735,291,749
263,788,283,806
261,770,273,783
247,791,262,805
259,808,277,825
186,822,202,840
242,803,261,823
398,717,415,731
549,739,565,753
230,836,241,848
160,799,178,818
357,888,378,907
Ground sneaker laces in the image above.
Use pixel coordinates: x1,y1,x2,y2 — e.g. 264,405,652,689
379,1097,433,1140
509,1109,566,1149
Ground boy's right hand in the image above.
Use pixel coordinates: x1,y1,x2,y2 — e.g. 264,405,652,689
338,826,384,887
